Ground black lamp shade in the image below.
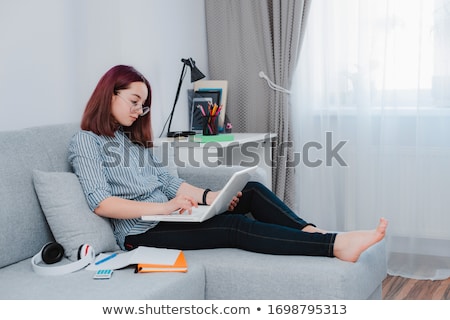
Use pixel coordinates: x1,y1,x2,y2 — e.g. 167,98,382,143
181,58,206,82
190,66,206,82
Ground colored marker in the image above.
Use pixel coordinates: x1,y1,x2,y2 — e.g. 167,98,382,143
95,253,117,265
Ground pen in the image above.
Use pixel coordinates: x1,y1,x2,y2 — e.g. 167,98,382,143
95,253,117,265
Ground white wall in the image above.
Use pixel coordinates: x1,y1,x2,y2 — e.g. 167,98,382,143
0,0,209,135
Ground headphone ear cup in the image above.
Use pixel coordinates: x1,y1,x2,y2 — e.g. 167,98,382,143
77,244,94,260
41,242,64,264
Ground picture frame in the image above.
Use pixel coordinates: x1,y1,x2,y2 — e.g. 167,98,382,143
194,80,228,132
196,89,221,104
190,96,213,133
188,89,222,133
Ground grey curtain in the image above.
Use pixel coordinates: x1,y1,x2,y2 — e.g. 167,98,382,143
205,0,310,206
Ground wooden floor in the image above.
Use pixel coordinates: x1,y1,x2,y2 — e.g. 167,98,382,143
382,275,450,299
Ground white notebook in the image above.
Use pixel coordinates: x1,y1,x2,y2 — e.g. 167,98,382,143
142,166,257,222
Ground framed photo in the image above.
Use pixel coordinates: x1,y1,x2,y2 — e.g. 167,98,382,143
190,96,213,133
194,80,228,131
189,90,221,133
194,89,221,107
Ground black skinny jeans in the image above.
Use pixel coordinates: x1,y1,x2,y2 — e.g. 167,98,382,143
125,182,336,257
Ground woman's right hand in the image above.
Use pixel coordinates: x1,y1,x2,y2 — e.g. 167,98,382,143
165,194,198,215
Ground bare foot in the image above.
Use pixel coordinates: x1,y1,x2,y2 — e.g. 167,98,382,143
333,218,388,262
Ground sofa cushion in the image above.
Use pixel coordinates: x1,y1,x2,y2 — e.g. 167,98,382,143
0,258,205,299
33,170,120,261
0,131,54,268
184,240,387,300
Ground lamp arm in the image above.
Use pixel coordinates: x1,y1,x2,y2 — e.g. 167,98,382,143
158,57,204,138
167,63,187,134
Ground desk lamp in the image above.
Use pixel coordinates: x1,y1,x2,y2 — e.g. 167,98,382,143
163,57,205,138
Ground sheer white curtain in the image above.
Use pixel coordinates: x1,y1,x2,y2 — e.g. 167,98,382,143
292,0,450,280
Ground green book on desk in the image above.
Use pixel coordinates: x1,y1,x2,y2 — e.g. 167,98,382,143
189,134,234,143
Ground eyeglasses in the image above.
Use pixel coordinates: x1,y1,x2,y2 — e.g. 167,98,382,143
116,93,150,117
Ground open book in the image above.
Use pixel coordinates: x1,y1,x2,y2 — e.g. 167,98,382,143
86,246,187,272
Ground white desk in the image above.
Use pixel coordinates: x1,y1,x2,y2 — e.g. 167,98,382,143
154,133,277,189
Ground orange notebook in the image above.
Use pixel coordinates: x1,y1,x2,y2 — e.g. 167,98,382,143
135,251,188,273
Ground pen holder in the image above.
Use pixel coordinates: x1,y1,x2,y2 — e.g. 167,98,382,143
202,115,218,135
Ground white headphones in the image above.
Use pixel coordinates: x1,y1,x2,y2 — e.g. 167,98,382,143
31,242,95,276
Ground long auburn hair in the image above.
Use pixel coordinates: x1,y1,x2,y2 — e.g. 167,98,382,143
81,65,153,147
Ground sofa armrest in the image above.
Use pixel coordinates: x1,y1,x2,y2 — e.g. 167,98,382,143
177,166,269,190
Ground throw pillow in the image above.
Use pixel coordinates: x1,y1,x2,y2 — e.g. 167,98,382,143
33,170,120,261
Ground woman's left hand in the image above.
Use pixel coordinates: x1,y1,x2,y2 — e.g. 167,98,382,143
228,191,242,211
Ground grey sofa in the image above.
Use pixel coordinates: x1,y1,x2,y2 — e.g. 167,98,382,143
0,123,387,299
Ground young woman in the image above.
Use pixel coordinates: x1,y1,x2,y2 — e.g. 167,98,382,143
68,65,387,262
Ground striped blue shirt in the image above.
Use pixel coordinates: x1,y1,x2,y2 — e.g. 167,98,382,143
68,129,184,250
